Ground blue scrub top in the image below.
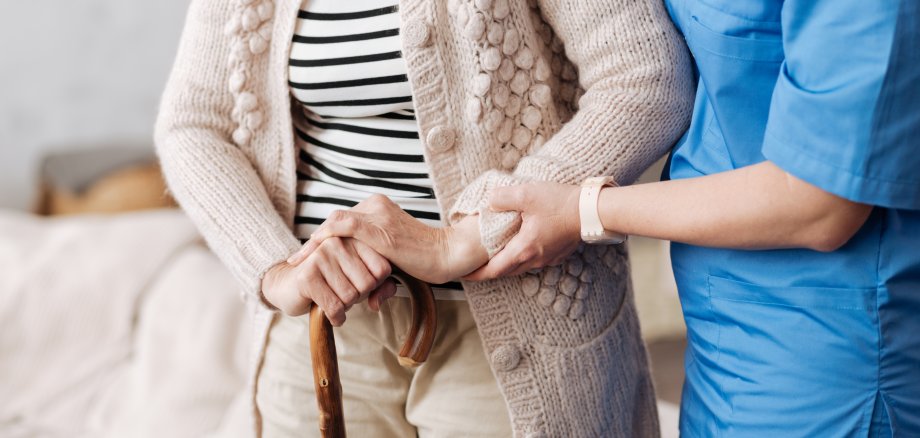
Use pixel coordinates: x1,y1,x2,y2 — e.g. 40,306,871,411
662,0,920,436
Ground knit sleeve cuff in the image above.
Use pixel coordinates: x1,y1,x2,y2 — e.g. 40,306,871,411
448,170,526,257
234,222,302,311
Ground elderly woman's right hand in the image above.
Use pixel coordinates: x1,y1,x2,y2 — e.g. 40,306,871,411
260,237,396,326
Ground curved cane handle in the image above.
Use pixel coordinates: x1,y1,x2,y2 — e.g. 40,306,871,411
389,268,437,368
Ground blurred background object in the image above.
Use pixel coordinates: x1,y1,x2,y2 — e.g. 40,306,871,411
0,0,188,212
35,145,176,215
0,0,685,435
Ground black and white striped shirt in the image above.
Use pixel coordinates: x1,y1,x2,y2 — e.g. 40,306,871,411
289,0,463,295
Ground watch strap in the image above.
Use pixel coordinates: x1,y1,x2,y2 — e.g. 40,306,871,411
579,176,626,245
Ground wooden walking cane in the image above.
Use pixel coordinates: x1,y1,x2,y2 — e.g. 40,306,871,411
308,267,437,438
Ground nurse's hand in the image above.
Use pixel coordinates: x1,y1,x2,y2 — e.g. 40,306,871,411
261,237,396,325
288,194,489,285
464,182,582,281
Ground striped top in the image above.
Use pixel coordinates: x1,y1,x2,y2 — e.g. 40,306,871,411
288,0,463,295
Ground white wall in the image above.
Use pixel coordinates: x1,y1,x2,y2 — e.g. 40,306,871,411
0,0,190,210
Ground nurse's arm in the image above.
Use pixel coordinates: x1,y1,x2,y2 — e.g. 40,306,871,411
591,161,872,252
465,161,871,279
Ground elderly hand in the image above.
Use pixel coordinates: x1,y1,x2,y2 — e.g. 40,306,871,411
261,237,396,326
464,182,582,281
286,194,488,285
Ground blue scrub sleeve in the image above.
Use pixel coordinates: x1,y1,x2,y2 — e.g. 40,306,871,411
761,1,920,210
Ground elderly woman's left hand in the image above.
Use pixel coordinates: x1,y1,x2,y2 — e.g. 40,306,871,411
287,194,488,285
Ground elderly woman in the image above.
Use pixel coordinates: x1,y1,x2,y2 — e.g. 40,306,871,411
155,0,692,436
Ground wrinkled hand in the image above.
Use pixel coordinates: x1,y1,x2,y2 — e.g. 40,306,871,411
464,182,582,281
287,194,485,285
261,237,397,326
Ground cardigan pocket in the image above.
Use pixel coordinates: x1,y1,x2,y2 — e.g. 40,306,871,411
522,245,635,348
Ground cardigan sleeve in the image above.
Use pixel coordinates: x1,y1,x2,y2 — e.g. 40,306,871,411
448,0,694,256
154,0,301,303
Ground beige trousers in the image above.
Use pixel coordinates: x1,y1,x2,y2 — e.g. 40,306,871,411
255,296,513,437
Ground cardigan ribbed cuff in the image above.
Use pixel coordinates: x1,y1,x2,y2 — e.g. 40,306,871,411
449,171,526,257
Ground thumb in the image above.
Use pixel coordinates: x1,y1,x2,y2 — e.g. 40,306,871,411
489,185,529,212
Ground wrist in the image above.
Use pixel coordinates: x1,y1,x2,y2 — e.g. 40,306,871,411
259,261,289,311
443,216,489,281
562,184,582,244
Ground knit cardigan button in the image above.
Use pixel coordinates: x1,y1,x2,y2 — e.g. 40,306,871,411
256,1,274,21
536,287,556,307
501,147,521,169
522,274,540,296
502,28,520,55
426,126,457,152
542,265,562,285
521,105,542,130
464,13,486,41
511,126,532,149
404,20,432,48
484,109,504,131
505,95,522,117
514,47,534,69
482,46,502,71
568,300,586,320
559,274,579,296
249,35,268,54
510,70,531,95
497,118,513,143
241,7,260,31
530,84,552,108
487,23,504,45
490,345,521,371
553,295,572,315
498,58,516,82
493,0,511,19
473,73,492,96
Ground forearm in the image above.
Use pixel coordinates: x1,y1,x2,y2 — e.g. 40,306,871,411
598,161,872,251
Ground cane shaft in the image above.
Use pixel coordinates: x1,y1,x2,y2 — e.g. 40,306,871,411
308,305,345,438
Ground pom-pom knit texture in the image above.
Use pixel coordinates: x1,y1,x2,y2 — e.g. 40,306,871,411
154,0,693,436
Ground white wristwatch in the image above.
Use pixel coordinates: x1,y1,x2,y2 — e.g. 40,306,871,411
579,176,627,245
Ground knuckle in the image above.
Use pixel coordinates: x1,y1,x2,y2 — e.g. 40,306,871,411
356,277,375,294
369,260,391,279
327,300,344,317
341,287,359,304
295,267,312,283
328,210,344,222
520,248,537,261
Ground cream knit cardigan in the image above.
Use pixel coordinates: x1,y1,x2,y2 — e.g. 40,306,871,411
155,0,693,436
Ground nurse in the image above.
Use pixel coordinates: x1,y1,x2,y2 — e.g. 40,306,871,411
466,0,920,436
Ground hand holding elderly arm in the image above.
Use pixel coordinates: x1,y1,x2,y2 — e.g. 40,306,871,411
467,161,873,280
